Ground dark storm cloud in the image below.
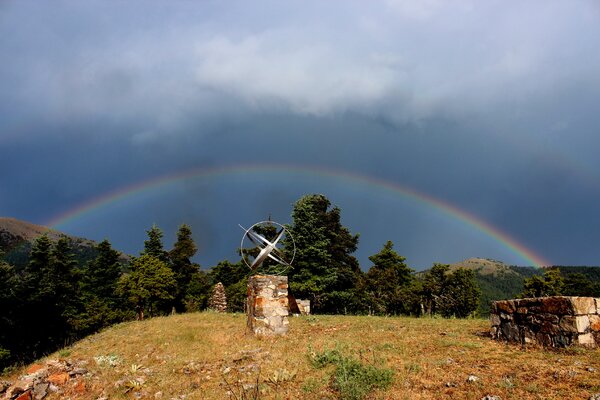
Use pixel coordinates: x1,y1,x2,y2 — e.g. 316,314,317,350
1,1,600,267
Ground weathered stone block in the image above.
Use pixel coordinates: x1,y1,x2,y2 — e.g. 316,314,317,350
490,314,500,326
575,315,590,333
496,300,516,313
539,297,573,315
501,322,520,342
499,312,513,321
535,332,552,347
571,297,596,315
590,315,600,331
559,316,578,333
576,333,596,347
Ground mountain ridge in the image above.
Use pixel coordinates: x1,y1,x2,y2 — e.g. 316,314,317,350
0,216,128,268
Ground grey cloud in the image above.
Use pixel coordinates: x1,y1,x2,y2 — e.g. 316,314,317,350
2,1,599,139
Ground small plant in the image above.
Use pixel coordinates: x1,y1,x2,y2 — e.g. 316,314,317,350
130,363,143,373
94,354,120,367
308,345,394,400
124,379,143,393
405,363,421,374
222,364,262,400
58,349,71,358
301,377,322,394
266,368,297,393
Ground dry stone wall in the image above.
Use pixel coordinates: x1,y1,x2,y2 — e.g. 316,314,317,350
490,296,600,347
247,275,289,336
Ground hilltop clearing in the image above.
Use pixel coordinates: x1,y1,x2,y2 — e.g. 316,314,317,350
2,313,600,399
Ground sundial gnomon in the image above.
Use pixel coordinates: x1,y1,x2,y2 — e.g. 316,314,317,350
239,221,295,275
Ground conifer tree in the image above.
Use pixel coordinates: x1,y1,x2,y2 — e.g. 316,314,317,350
48,237,81,326
80,239,125,331
84,239,122,300
284,194,361,313
141,224,169,262
365,241,416,315
169,224,199,312
0,258,16,369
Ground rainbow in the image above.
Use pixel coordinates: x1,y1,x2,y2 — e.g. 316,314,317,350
47,164,551,267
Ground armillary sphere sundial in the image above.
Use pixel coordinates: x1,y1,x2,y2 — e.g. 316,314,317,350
239,220,295,275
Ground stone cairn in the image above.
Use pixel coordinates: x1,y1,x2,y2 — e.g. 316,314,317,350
247,275,289,336
208,282,227,313
490,296,600,347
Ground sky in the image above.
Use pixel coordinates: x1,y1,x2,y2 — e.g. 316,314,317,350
1,0,600,270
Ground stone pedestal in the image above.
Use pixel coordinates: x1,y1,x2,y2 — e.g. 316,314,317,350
247,275,289,336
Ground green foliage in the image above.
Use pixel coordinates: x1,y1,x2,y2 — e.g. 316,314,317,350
285,194,361,313
141,224,169,262
0,259,16,370
562,272,599,296
364,241,416,315
79,239,128,333
6,235,85,363
118,254,176,319
209,260,248,287
419,264,481,318
308,346,394,400
438,268,481,318
420,263,449,316
169,224,200,312
475,270,525,316
225,278,248,312
184,270,211,311
521,268,564,298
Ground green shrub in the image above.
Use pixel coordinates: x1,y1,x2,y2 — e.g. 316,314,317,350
308,346,394,400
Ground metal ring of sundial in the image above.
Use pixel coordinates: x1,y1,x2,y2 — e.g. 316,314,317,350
239,221,295,274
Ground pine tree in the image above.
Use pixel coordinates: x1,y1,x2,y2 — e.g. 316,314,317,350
48,237,81,327
365,241,416,315
141,224,169,262
208,282,227,312
284,194,361,313
169,224,200,312
80,239,125,332
84,239,122,300
0,258,16,369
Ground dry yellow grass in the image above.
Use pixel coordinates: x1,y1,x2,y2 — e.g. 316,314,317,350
4,312,600,399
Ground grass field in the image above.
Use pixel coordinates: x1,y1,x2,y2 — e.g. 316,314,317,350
3,312,600,399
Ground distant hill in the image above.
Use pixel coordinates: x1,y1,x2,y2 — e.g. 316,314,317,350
0,217,128,269
442,258,600,316
446,258,529,316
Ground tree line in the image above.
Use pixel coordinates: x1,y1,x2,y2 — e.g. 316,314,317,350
0,194,481,370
